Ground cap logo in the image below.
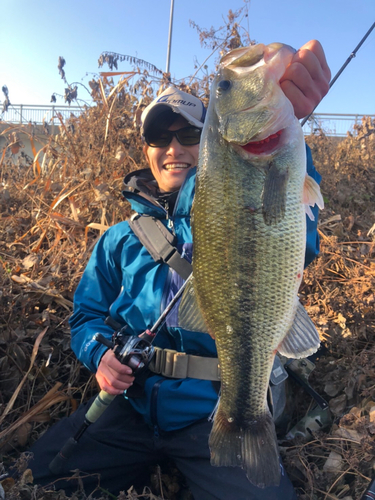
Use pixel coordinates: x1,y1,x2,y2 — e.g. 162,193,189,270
157,91,197,107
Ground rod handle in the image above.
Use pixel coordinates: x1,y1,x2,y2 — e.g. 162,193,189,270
48,391,115,474
49,437,78,474
84,390,116,424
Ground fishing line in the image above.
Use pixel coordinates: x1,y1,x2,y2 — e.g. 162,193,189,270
301,21,375,127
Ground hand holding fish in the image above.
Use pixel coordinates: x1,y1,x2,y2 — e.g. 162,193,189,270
280,39,331,119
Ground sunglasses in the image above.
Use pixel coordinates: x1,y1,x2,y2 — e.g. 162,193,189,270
145,126,202,148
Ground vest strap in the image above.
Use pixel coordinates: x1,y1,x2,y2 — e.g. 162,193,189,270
129,214,192,280
149,347,221,381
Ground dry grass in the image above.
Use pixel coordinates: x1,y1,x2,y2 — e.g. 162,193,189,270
1,73,375,499
281,119,375,499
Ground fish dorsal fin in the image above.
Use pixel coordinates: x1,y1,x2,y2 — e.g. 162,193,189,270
303,174,324,221
277,299,320,359
178,275,211,336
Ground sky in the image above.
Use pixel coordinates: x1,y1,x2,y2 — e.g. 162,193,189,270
0,0,374,116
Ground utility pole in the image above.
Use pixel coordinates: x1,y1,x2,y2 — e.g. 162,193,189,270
166,0,175,74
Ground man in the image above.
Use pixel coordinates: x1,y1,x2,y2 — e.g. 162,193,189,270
29,41,330,499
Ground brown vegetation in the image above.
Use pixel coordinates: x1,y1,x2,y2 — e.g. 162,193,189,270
282,118,375,500
1,101,374,499
1,5,375,497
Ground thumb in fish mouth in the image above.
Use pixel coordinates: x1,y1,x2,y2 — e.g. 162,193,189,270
264,43,296,82
219,43,296,71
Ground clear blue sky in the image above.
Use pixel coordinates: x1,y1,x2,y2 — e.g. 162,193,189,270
0,0,374,115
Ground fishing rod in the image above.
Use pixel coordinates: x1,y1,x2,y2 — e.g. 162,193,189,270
49,274,192,474
301,21,375,128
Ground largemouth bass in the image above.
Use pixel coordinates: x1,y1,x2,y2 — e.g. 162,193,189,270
179,43,323,488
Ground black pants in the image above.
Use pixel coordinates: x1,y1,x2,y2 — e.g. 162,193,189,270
29,396,297,500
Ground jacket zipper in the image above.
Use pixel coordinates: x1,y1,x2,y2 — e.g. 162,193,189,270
150,378,164,437
160,174,192,344
165,171,191,233
136,172,193,435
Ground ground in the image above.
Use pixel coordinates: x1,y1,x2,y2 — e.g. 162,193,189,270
0,107,374,499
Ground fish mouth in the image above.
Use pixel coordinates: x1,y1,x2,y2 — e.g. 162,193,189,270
241,129,283,155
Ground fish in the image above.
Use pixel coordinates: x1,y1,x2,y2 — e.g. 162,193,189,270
178,43,324,488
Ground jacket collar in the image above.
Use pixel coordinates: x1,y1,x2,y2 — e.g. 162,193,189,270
122,167,196,218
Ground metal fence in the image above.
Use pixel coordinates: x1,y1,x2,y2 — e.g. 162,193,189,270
302,113,374,137
1,105,374,137
0,104,84,126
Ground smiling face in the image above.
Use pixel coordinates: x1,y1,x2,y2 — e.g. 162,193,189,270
144,116,200,193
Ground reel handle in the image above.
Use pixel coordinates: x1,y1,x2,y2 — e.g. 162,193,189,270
94,333,113,349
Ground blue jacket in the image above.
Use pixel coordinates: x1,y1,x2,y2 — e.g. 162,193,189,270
69,145,321,432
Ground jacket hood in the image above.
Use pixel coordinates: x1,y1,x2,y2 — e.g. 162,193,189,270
122,167,196,218
124,168,160,198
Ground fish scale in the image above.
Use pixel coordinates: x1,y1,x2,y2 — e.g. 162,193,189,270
179,42,323,488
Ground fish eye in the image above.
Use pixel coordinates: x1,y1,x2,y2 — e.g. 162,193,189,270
216,80,232,97
218,80,232,91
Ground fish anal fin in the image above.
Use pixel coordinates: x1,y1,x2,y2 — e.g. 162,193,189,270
303,174,324,221
178,275,211,336
209,407,280,488
278,299,320,359
262,162,289,226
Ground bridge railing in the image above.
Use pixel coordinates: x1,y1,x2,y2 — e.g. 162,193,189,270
1,105,374,137
302,113,374,137
0,104,84,126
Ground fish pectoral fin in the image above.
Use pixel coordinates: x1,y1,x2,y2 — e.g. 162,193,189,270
277,299,320,358
262,162,289,225
303,174,324,221
178,275,211,336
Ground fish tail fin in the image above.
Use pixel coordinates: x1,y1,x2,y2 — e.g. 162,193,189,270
209,408,281,488
209,407,242,468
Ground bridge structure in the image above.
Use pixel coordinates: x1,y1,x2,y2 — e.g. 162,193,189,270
301,112,374,137
1,103,374,137
0,104,83,134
